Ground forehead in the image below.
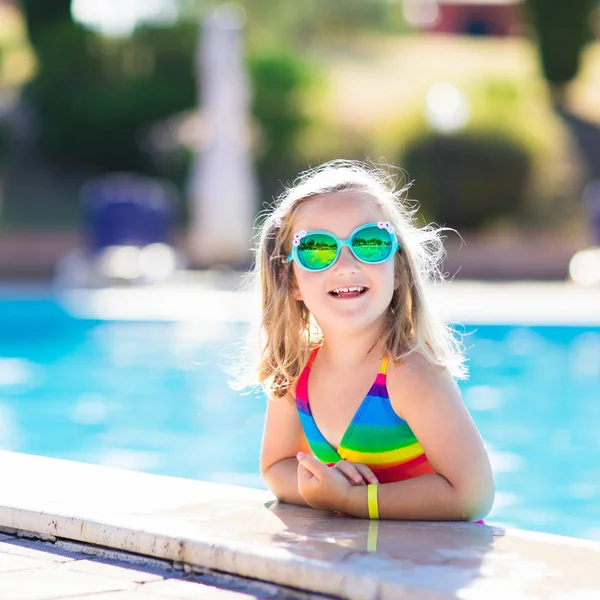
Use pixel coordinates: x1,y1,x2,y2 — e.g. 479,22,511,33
293,191,383,236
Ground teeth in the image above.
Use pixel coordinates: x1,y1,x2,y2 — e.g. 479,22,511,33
332,286,365,294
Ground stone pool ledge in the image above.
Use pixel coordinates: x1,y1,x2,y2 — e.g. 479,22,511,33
1,451,599,600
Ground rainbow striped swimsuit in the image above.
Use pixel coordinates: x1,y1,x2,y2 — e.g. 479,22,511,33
295,348,435,483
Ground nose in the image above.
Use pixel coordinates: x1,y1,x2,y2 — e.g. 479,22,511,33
332,246,360,274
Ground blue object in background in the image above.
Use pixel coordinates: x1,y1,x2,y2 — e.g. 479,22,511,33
584,179,600,245
82,173,177,253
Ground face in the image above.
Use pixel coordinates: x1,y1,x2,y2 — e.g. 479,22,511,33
289,191,397,336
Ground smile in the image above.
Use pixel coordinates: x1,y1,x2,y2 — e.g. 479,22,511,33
328,286,368,298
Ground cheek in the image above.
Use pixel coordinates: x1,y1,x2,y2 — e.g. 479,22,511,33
373,262,396,286
292,268,326,304
372,264,397,303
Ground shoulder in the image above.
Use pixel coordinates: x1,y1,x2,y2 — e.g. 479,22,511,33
386,351,461,415
266,382,299,406
263,388,302,435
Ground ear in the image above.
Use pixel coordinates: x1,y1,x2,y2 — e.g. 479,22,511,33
291,279,303,301
393,257,404,291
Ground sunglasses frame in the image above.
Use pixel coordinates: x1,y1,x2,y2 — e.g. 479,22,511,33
286,221,400,272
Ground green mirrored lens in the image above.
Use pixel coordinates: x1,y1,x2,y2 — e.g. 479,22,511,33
297,233,338,270
351,226,393,262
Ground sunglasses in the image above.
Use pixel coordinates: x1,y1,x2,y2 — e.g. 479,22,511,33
286,221,400,272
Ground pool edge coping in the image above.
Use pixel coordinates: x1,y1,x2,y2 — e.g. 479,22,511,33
2,450,600,600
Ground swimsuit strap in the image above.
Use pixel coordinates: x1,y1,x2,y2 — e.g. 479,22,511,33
380,355,390,376
306,346,320,369
306,345,389,374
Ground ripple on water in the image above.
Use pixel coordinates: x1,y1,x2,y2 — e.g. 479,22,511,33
0,358,40,388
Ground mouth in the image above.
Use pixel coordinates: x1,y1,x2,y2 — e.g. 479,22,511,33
328,286,369,299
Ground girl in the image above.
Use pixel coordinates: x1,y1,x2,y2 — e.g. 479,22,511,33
251,160,494,521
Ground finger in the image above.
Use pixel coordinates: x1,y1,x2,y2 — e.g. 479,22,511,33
297,462,318,504
354,463,379,485
296,452,330,481
333,460,365,485
297,462,315,484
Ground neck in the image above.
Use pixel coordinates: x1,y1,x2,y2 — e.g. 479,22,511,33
317,319,386,369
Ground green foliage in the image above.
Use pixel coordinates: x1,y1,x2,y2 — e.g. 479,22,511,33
17,0,397,219
23,21,197,177
181,0,407,45
20,2,315,202
19,0,73,41
248,50,315,201
525,0,594,85
402,132,532,229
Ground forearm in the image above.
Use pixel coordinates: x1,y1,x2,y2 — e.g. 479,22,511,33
262,457,309,506
344,474,493,522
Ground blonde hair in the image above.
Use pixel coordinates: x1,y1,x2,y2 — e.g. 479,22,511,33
239,160,466,399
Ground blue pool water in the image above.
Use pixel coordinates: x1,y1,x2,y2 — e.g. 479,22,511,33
0,297,599,541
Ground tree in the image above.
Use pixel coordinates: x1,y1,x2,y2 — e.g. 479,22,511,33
525,1,600,183
525,1,594,87
19,0,74,55
18,0,196,176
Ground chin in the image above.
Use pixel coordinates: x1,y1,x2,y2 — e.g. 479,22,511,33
325,311,387,333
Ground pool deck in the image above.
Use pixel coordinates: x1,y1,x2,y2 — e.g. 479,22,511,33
0,532,324,600
1,450,600,600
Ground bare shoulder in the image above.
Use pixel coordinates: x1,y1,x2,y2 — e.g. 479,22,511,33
265,387,298,415
386,351,461,415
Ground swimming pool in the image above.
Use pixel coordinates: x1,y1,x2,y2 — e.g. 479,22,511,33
0,296,599,541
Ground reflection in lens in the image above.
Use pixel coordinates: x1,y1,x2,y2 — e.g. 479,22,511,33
298,233,338,270
352,227,392,262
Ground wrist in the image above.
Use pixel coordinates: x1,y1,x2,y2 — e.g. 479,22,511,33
344,484,369,518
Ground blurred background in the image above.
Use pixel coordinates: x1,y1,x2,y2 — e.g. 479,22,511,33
0,1,599,540
0,0,599,279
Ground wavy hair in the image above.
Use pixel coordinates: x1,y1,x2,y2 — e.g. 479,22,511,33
235,160,466,399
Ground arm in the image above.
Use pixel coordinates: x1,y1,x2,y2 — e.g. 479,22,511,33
346,353,495,521
260,390,309,506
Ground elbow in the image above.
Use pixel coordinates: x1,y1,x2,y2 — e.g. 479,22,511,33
459,483,495,522
260,458,279,487
441,468,495,521
261,464,293,504
264,482,297,505
261,465,279,496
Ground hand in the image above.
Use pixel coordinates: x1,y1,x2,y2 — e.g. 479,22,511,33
296,452,356,512
332,459,378,486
